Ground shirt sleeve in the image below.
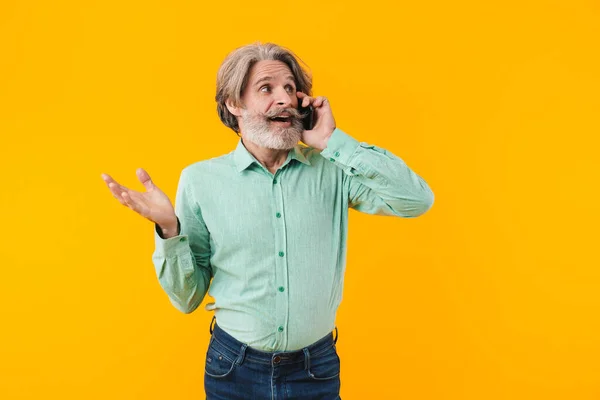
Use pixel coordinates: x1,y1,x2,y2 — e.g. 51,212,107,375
151,168,212,313
320,128,434,217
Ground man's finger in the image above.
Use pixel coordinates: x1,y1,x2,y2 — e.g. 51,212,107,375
314,96,327,107
106,178,128,192
136,168,154,192
107,182,129,198
101,173,113,183
302,96,313,108
111,191,127,206
121,191,141,213
102,173,122,188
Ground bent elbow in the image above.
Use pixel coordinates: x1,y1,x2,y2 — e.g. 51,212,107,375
417,190,434,216
179,306,197,315
393,189,434,218
169,296,201,314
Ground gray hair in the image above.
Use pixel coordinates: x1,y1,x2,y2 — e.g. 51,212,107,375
215,42,313,134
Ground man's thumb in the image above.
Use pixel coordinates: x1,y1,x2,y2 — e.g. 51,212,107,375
136,168,154,191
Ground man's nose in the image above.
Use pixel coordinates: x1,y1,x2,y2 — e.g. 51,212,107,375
274,87,294,107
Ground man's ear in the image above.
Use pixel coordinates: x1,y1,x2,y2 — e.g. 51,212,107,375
225,99,242,117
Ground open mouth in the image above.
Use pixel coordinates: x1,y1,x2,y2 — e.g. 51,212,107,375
269,116,291,123
268,116,293,127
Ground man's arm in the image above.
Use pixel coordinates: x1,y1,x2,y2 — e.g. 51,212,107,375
320,128,434,217
151,169,212,313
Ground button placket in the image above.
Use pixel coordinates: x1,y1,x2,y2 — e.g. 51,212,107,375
271,172,289,348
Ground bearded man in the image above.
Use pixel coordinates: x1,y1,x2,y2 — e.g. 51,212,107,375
102,42,434,400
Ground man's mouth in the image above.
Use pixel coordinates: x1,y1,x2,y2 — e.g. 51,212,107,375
269,116,290,122
268,115,292,125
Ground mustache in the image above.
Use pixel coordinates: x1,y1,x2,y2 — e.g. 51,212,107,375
263,107,307,120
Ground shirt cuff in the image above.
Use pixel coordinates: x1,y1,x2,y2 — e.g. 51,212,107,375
320,128,360,166
154,217,187,255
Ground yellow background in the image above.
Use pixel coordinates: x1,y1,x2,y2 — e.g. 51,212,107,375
1,0,599,398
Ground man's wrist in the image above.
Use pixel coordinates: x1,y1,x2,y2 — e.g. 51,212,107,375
314,128,335,151
158,217,180,239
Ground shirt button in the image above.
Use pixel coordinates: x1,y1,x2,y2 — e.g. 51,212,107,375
276,212,281,218
278,286,285,292
179,237,186,242
278,251,284,257
278,326,284,332
329,158,335,162
334,151,340,157
273,179,278,184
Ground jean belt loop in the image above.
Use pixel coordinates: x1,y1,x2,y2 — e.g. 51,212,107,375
236,343,248,366
302,348,311,371
209,315,216,334
333,326,339,345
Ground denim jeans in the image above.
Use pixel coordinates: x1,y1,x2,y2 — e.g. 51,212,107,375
204,319,341,400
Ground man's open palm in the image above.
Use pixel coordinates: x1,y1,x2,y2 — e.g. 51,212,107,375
101,168,175,228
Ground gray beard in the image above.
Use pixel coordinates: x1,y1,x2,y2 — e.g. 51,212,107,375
241,110,303,150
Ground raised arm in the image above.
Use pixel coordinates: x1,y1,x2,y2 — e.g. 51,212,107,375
321,129,434,217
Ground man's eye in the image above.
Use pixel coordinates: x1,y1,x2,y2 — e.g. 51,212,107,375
286,85,295,93
260,86,270,92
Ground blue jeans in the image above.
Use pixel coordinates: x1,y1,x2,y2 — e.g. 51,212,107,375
204,319,341,400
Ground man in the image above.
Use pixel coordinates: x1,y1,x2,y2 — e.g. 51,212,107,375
102,42,434,400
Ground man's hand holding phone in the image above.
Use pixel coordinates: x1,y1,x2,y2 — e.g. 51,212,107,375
297,91,336,151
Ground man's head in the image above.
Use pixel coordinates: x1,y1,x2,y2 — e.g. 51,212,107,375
216,43,312,149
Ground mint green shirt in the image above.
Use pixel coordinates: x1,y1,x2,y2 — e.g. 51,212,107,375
152,128,434,351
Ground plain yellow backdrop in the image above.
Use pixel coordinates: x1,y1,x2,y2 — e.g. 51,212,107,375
1,0,599,399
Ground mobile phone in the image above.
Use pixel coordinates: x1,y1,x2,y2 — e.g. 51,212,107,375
298,99,314,130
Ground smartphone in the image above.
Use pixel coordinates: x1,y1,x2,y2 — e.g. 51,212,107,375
298,99,314,130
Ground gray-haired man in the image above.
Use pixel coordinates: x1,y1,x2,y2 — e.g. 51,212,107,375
102,42,434,399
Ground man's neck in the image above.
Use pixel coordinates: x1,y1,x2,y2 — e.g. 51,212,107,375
241,137,291,175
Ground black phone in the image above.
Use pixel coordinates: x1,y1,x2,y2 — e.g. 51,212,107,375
298,99,314,130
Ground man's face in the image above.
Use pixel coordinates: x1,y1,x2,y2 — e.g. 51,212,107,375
237,60,304,150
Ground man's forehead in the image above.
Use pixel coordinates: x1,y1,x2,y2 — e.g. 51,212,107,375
249,61,295,83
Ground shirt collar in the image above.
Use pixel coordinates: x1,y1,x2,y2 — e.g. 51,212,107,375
233,139,311,173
